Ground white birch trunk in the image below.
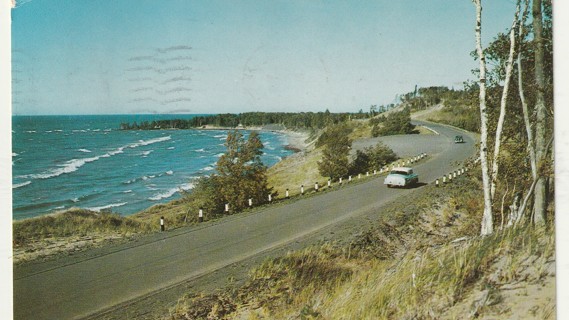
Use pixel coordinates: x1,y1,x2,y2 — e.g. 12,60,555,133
474,0,494,236
517,0,537,181
490,2,520,200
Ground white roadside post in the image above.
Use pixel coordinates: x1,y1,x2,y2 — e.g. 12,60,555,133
225,203,229,213
443,176,447,184
301,185,304,195
349,175,352,182
160,216,165,231
248,198,253,207
314,182,319,192
268,194,272,202
339,177,343,185
198,208,203,223
435,179,439,187
286,188,289,198
327,179,331,188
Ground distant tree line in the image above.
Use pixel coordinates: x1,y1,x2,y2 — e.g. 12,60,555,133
119,111,372,131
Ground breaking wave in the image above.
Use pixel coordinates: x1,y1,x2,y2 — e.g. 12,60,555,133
85,202,128,212
148,183,194,201
13,181,31,189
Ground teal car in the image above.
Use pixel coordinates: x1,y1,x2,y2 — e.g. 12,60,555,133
384,167,419,188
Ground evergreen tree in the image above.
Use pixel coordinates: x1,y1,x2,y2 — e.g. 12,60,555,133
317,124,352,180
214,131,272,212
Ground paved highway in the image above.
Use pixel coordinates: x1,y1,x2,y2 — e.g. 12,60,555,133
13,121,476,320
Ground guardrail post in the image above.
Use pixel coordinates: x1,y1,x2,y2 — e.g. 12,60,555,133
198,208,203,223
339,177,343,185
248,198,253,207
366,171,369,177
268,194,272,202
435,179,439,187
160,216,165,231
448,173,453,182
374,169,377,175
349,175,352,182
328,179,331,187
225,203,229,213
286,188,289,198
315,182,319,192
443,176,446,184
358,173,361,179
301,185,304,195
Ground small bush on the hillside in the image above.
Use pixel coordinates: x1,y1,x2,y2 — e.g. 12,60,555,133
371,108,416,137
349,143,398,175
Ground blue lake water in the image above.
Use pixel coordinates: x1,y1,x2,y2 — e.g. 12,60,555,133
12,115,293,220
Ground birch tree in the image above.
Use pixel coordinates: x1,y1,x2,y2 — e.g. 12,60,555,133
490,1,521,201
473,0,493,236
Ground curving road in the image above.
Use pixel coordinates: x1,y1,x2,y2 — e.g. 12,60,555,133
13,121,476,320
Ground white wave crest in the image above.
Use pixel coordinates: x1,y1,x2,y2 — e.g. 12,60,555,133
202,166,214,171
142,150,154,156
148,183,194,201
130,136,171,148
166,170,174,175
13,181,31,189
78,149,92,153
167,147,175,150
195,148,205,152
86,202,127,212
12,152,18,157
123,190,133,193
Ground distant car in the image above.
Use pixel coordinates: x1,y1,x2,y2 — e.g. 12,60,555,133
384,167,418,188
454,135,464,143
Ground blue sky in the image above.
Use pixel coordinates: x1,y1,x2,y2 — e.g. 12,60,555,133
11,0,519,115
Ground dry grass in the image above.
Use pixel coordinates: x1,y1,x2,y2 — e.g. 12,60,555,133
168,177,556,320
13,208,152,246
13,208,153,263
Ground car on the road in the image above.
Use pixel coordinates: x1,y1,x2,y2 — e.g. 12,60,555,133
454,135,464,143
384,167,418,188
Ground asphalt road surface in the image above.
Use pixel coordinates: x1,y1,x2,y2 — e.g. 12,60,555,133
13,121,476,320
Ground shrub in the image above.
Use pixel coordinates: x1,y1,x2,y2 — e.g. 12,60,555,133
349,143,398,175
372,108,416,137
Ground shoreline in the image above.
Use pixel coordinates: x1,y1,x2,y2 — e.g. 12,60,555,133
12,127,311,263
